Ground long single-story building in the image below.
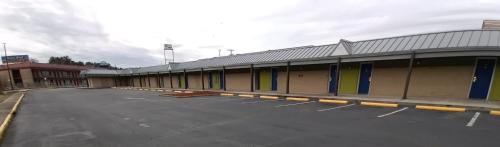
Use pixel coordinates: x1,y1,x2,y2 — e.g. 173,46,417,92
81,28,500,101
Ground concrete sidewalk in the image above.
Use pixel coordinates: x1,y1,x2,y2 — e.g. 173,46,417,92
225,91,500,111
116,86,500,111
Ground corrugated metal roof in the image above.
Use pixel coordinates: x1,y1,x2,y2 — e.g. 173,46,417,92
350,30,500,55
82,29,500,76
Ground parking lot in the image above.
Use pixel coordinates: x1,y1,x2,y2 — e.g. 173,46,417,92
2,88,500,147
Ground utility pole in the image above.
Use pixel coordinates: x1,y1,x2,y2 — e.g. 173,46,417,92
227,49,234,55
3,43,14,90
218,49,221,57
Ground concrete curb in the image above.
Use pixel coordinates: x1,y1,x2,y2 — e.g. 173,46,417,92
360,102,399,108
415,105,466,112
0,93,25,141
116,88,500,113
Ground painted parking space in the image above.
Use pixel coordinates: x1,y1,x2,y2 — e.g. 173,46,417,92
9,88,498,147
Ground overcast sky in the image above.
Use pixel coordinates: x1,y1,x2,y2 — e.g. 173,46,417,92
0,0,499,67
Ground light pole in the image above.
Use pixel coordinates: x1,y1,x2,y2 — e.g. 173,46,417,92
3,43,14,90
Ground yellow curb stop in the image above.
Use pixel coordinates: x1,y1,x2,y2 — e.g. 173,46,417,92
361,102,398,108
319,99,349,104
220,93,234,96
286,97,309,102
490,110,500,116
260,95,279,100
239,94,254,98
415,105,466,112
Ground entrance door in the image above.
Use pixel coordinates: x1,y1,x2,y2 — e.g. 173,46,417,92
208,72,212,88
357,63,372,94
469,59,496,99
219,71,224,89
329,65,337,93
271,68,278,91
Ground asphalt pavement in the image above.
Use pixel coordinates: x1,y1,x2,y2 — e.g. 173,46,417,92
2,88,500,147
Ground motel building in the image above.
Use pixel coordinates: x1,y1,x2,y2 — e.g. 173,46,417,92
0,62,88,90
82,27,500,102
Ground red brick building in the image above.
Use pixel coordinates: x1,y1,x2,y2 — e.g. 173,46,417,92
0,63,88,90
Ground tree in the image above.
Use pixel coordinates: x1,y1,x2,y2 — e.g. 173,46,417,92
48,56,121,69
30,58,39,63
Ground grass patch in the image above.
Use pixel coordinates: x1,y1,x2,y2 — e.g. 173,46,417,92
0,93,15,103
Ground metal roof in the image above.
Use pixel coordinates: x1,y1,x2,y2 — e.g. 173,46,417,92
82,29,500,76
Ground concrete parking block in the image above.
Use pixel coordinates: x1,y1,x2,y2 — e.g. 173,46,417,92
361,102,398,108
220,93,234,96
286,97,309,102
260,95,279,100
239,94,254,98
318,99,349,104
490,110,500,116
415,105,466,112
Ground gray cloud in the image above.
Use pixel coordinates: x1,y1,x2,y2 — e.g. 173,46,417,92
0,0,160,67
1,0,500,68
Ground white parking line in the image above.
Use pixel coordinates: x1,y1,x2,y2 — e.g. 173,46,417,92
377,107,409,118
275,101,316,108
466,112,481,127
241,99,276,104
125,97,145,100
317,104,356,112
241,101,262,104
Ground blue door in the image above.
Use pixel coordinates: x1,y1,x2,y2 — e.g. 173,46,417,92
469,59,496,99
271,68,278,91
219,71,224,89
358,63,372,94
329,65,337,93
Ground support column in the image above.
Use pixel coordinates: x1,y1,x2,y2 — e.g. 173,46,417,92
222,66,226,91
131,75,135,87
86,78,90,87
147,73,151,88
113,75,117,87
139,76,143,87
201,68,205,90
250,64,254,92
402,51,416,99
334,57,341,96
183,69,188,89
157,72,161,88
286,61,291,94
169,71,173,89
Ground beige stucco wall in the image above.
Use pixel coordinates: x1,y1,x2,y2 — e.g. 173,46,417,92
88,77,114,88
149,76,158,88
162,75,174,88
406,57,475,99
369,60,408,98
408,65,474,99
277,69,287,93
187,72,202,89
0,70,12,90
20,69,34,88
226,71,251,92
289,69,329,94
132,77,141,87
172,74,180,89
